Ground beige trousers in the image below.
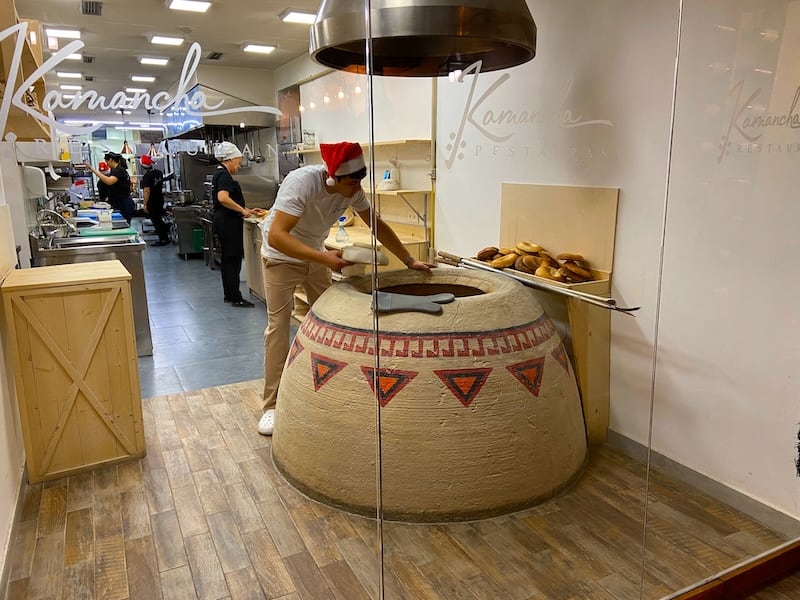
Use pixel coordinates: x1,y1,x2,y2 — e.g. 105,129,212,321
261,256,332,411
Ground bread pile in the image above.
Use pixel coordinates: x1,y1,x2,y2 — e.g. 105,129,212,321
475,242,595,283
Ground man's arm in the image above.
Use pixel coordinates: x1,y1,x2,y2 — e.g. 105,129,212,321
356,208,433,272
268,210,349,272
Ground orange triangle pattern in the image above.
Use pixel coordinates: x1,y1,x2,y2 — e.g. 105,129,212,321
361,367,418,407
287,339,304,367
551,344,570,372
310,353,347,391
433,368,493,407
506,357,546,397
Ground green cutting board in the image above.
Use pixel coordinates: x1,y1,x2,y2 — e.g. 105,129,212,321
79,226,139,237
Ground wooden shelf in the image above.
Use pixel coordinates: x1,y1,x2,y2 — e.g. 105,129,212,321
0,10,50,141
285,139,430,156
364,188,430,196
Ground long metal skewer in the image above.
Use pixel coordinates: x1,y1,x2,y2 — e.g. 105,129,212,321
436,251,641,315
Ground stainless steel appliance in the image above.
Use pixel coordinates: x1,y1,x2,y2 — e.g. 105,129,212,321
172,205,203,258
28,233,153,357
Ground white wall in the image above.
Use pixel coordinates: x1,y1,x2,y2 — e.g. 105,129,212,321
431,0,800,518
0,201,28,590
300,72,432,145
434,0,678,444
652,0,800,514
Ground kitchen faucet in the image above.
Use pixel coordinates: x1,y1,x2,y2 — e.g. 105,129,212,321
36,209,78,248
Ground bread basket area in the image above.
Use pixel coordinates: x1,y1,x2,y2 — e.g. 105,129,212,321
496,183,619,297
489,182,620,444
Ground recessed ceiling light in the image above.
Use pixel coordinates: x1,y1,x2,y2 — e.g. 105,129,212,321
167,0,211,13
280,10,316,25
61,94,76,100
60,84,83,90
126,87,148,93
64,53,82,61
242,44,276,54
149,35,184,46
56,71,82,78
45,28,81,39
131,75,156,82
139,57,169,66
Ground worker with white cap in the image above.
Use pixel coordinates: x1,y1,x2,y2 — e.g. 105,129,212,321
212,141,263,307
256,141,434,436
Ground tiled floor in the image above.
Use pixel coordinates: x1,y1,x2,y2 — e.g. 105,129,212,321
135,223,286,399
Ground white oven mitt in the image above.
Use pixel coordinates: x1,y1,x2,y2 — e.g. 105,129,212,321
374,291,455,314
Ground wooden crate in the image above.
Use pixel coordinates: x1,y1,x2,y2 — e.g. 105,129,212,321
500,183,620,444
1,261,145,483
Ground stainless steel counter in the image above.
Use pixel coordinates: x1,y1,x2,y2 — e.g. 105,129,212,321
28,233,153,357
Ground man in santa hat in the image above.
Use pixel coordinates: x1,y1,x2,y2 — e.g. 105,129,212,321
140,154,170,246
256,141,434,436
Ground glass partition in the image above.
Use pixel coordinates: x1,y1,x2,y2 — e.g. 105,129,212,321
644,0,800,595
268,1,800,598
371,1,659,598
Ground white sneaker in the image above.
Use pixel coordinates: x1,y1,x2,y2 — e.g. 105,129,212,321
258,409,275,436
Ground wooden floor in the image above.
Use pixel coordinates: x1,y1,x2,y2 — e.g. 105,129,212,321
4,380,795,600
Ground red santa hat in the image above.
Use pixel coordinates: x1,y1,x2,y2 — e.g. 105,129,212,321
140,155,154,168
98,161,110,173
320,142,365,186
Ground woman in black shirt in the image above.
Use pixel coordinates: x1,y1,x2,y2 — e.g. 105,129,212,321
85,152,135,222
212,142,257,307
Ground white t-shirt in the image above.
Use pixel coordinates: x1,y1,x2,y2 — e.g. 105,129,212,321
260,165,370,263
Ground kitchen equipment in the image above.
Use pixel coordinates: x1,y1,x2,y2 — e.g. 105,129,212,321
436,251,640,314
311,0,537,77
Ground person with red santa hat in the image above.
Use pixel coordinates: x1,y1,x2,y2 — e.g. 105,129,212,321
256,141,434,436
139,154,170,246
96,161,111,203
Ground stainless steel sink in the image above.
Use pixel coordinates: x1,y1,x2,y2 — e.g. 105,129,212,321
52,234,139,248
28,232,152,357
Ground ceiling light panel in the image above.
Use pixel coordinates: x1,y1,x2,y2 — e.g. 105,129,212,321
149,35,184,46
60,84,83,90
45,28,81,39
64,53,82,61
126,87,148,93
139,57,169,66
131,75,156,82
56,71,82,78
167,0,211,13
242,44,276,54
280,10,316,25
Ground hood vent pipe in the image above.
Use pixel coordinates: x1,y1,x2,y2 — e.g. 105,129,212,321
310,0,536,77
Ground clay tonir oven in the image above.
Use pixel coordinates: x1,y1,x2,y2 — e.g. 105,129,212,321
272,268,587,521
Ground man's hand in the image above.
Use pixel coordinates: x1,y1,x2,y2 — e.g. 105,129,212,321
321,249,353,273
406,258,434,273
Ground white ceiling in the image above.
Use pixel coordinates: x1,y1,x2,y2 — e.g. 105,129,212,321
15,0,321,124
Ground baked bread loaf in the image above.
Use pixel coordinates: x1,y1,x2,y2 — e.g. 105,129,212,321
514,255,535,274
516,241,543,254
534,265,566,281
476,246,498,261
556,252,584,262
561,261,593,281
490,252,519,269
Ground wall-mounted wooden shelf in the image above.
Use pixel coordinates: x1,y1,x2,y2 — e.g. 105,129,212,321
0,9,50,141
284,139,430,156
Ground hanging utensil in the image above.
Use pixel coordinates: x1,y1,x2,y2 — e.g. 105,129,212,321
436,251,640,315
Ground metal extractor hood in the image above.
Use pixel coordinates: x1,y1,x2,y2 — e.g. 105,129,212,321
310,0,537,77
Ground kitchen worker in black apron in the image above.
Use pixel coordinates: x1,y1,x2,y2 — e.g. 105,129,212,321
85,152,135,223
212,142,258,307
